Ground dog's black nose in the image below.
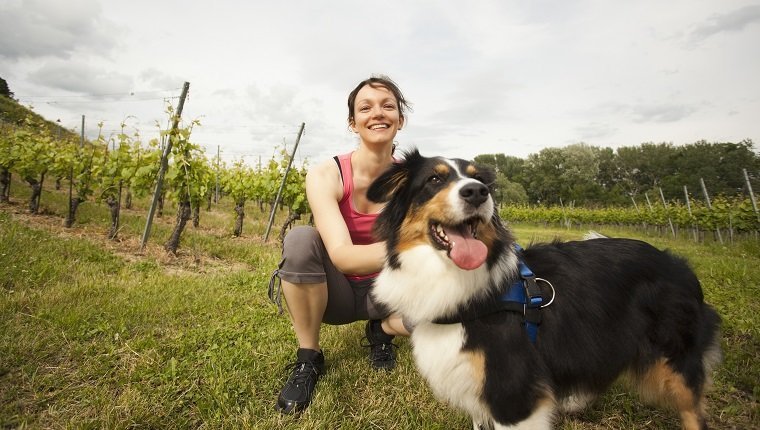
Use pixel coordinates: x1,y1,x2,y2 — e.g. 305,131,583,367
459,182,489,207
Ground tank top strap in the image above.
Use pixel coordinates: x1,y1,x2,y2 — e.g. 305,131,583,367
337,152,353,203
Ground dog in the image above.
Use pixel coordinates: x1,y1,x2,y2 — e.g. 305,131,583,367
366,149,721,430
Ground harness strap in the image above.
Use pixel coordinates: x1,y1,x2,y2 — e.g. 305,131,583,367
503,244,544,343
433,244,550,344
499,280,542,342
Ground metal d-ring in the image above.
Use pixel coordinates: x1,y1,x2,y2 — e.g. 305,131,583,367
535,278,555,308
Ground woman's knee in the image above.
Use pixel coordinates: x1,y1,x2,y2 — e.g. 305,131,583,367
280,226,327,282
282,226,322,262
283,226,319,250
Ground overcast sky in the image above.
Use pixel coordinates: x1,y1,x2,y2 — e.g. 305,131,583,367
1,0,759,166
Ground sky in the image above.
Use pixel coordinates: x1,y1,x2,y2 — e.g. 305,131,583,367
1,0,759,167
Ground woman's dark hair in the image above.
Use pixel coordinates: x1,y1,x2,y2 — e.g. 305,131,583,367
347,75,411,125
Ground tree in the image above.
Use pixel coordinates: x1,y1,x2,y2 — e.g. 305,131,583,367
621,143,677,195
665,140,760,199
559,143,603,204
0,77,14,99
522,147,564,204
522,144,602,205
474,153,526,184
493,172,528,206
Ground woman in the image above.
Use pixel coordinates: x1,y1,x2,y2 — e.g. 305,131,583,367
271,76,412,414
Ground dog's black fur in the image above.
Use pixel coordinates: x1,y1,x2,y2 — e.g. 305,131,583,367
367,149,721,429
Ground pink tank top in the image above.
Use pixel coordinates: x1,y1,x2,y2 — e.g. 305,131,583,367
335,152,379,280
336,152,379,245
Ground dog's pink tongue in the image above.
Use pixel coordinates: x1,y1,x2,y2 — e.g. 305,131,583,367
444,225,488,270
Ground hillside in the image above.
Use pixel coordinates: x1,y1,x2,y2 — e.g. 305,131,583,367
0,94,78,139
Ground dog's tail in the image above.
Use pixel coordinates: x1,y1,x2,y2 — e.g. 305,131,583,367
583,230,608,240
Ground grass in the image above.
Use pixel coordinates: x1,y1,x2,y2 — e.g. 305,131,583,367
1,181,758,429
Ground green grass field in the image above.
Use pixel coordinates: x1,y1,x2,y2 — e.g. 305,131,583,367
1,184,758,429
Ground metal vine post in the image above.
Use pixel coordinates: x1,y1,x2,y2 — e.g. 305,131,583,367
264,122,305,242
140,82,190,251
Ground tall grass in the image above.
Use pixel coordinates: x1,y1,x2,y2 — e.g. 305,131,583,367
1,183,758,429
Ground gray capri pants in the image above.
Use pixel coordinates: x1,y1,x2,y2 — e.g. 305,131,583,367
268,225,391,325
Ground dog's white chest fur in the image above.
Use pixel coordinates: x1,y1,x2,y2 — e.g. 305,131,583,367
411,322,491,423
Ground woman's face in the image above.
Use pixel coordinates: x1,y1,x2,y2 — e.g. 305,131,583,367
350,84,404,146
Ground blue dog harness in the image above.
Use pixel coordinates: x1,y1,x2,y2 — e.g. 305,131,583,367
433,244,555,344
502,244,554,343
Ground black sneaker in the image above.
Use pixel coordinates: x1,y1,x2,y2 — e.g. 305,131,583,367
362,319,397,370
275,348,325,414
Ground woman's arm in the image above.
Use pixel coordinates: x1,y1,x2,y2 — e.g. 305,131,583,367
306,159,386,275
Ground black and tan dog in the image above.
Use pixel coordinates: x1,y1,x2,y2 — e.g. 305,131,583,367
367,149,721,430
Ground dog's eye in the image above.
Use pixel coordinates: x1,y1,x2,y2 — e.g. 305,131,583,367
428,174,443,184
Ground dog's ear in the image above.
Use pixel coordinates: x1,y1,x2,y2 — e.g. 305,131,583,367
473,162,497,191
367,148,421,203
367,164,408,203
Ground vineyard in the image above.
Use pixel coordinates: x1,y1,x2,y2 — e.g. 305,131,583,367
3,111,760,252
3,91,760,250
501,196,760,243
0,107,309,251
1,94,759,428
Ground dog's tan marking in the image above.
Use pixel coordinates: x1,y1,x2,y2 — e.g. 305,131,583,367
396,182,459,252
474,218,499,251
465,164,479,177
464,349,486,394
433,163,451,178
628,358,705,430
516,390,557,428
396,214,428,252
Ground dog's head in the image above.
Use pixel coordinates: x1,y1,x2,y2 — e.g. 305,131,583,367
368,148,512,272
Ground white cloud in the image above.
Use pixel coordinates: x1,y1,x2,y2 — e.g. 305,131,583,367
27,60,133,95
688,4,760,45
0,0,120,60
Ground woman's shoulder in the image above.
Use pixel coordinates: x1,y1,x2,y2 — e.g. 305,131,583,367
306,157,343,199
308,157,341,178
